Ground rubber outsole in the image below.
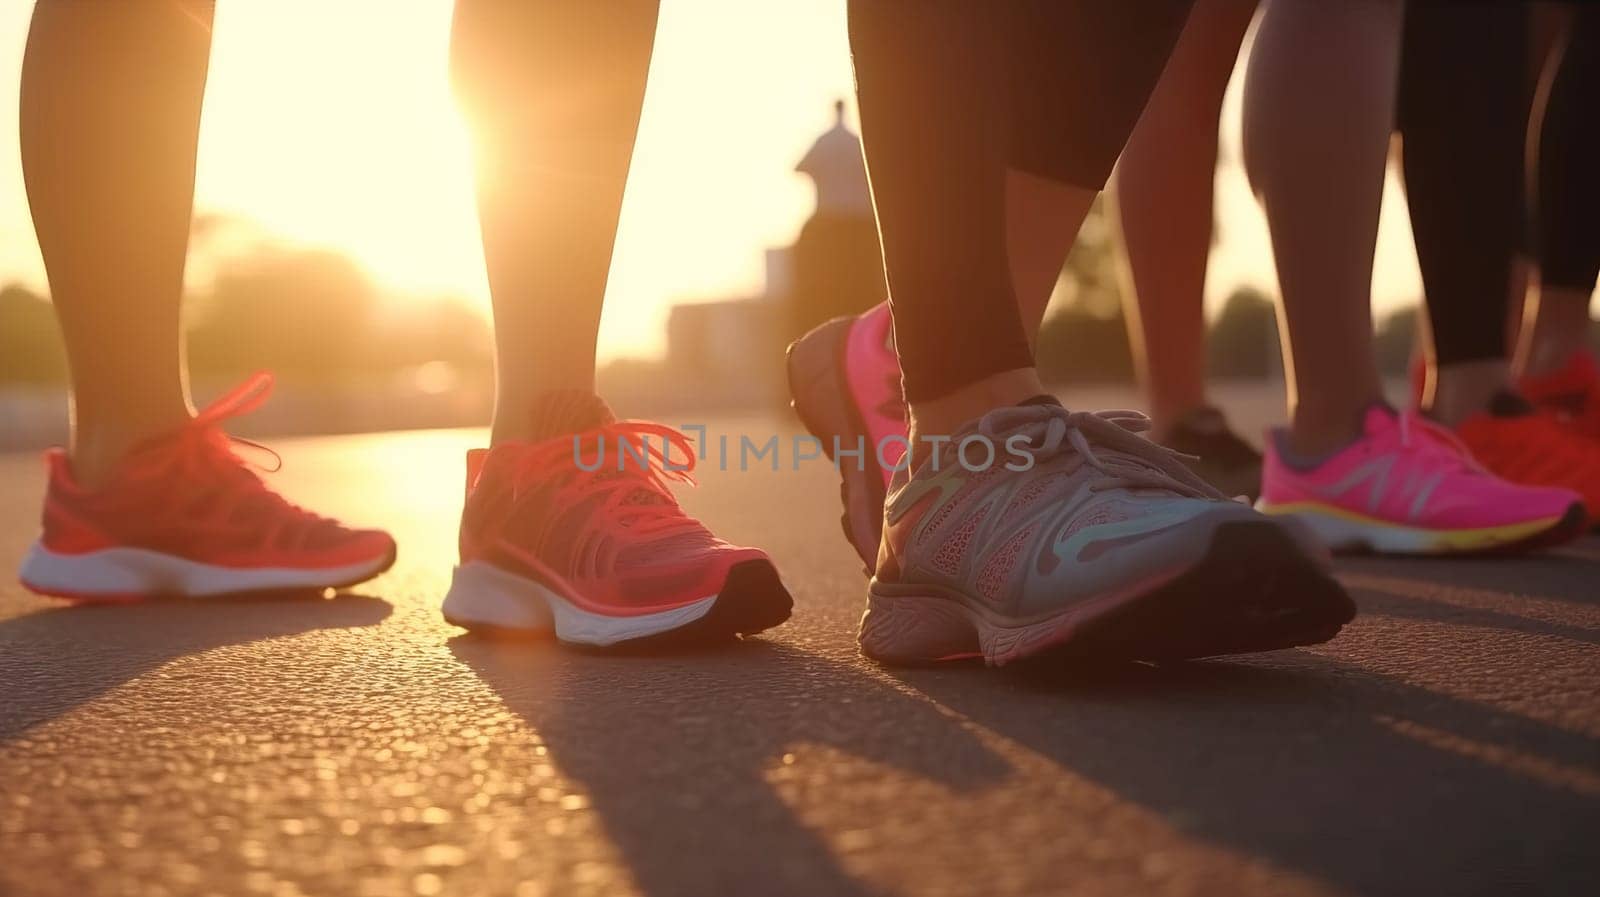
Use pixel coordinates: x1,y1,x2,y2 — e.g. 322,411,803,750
19,542,397,603
1258,500,1588,557
443,558,794,651
785,316,885,574
601,560,794,653
860,520,1356,667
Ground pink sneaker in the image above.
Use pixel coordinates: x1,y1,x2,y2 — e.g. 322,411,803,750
786,302,906,570
441,392,792,647
1256,405,1586,554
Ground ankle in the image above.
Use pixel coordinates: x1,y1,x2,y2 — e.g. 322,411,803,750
1519,340,1587,380
1286,402,1373,458
490,388,614,448
491,372,600,446
907,368,1046,465
70,416,192,490
1516,286,1593,378
1425,359,1512,427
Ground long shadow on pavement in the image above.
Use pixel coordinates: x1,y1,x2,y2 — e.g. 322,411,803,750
0,592,391,745
1339,552,1600,609
1354,583,1600,646
889,636,1600,896
450,636,1010,897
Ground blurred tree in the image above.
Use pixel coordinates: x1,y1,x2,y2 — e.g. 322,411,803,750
187,247,384,382
1033,197,1135,383
380,298,494,376
1373,305,1418,377
1035,303,1135,383
1207,286,1282,378
1055,195,1123,318
0,285,67,384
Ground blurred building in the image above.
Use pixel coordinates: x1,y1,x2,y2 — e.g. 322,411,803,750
645,101,883,409
651,249,791,410
788,99,885,340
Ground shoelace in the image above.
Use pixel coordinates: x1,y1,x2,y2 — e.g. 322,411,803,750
509,421,705,537
973,404,1228,500
146,372,334,536
1396,411,1493,476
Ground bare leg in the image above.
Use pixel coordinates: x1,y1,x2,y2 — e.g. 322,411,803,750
1242,0,1403,456
450,0,659,444
20,0,213,488
1113,0,1257,433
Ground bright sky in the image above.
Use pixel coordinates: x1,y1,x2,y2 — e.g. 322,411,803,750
0,0,1424,362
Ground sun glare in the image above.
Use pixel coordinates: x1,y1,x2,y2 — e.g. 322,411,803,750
0,0,1423,364
186,0,859,361
195,1,487,309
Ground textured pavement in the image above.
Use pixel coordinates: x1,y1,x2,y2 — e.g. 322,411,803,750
2,418,1598,897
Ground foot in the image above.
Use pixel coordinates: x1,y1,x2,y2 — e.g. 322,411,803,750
442,392,793,648
1257,404,1586,554
1519,350,1600,439
1450,392,1600,523
859,399,1354,667
786,302,904,571
18,373,397,601
1156,406,1264,501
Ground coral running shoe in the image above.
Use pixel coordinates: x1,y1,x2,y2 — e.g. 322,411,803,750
787,302,905,571
442,392,793,648
860,399,1354,667
1519,351,1600,439
18,373,397,601
1257,404,1585,554
1452,393,1600,522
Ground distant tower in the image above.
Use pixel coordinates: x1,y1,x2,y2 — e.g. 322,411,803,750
796,100,874,218
788,100,885,340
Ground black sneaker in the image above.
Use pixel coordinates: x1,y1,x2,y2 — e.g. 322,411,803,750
1158,406,1263,500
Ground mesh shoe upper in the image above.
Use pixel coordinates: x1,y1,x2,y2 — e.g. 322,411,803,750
879,403,1271,619
1454,405,1600,518
38,372,394,569
1259,405,1581,531
1519,351,1600,439
459,396,766,613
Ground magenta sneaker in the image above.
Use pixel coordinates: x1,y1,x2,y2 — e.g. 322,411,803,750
1256,405,1586,554
787,302,906,570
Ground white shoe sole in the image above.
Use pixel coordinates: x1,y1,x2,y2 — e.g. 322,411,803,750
18,542,394,600
440,560,719,647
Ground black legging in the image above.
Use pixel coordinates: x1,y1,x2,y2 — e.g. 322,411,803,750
1398,0,1529,366
847,0,1194,402
1404,1,1598,367
1532,4,1600,297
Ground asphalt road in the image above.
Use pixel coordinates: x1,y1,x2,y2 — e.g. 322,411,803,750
2,414,1598,897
